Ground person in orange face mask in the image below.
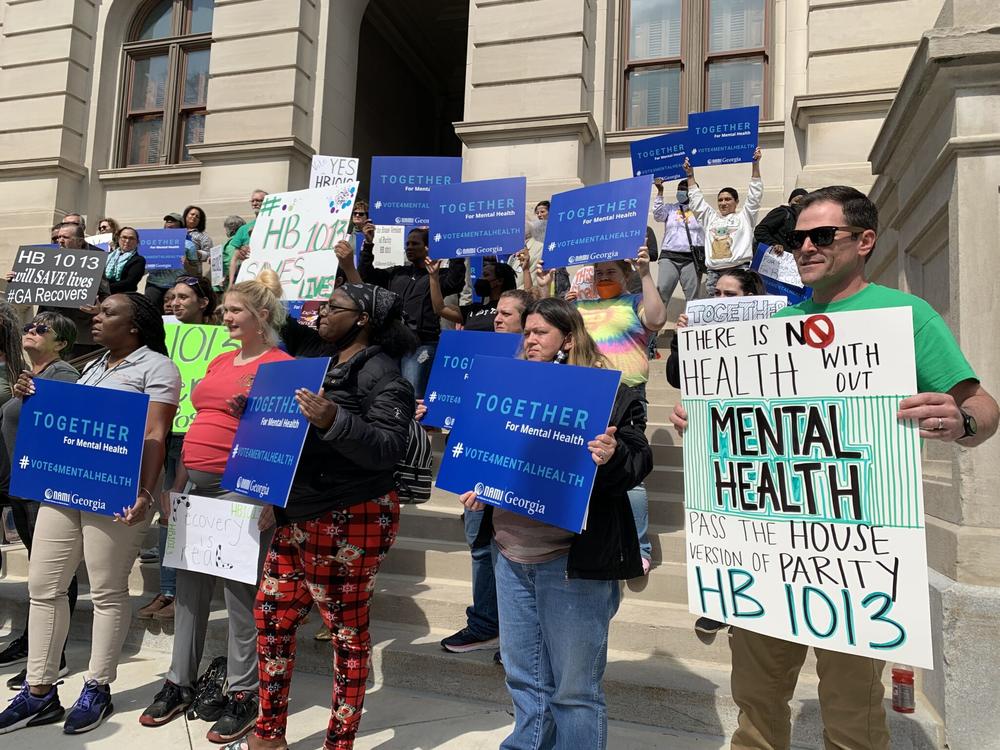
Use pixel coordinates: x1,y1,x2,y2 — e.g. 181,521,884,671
566,246,667,573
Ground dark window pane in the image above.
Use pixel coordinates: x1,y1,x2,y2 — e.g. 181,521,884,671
709,0,765,53
127,117,164,165
130,55,169,111
630,0,682,61
627,66,681,128
707,57,763,110
190,0,214,35
136,0,174,41
180,112,206,161
183,49,210,106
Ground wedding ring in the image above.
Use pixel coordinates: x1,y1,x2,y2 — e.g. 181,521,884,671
937,417,944,431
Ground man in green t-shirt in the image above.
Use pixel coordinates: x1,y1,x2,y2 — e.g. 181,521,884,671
671,186,998,749
221,189,267,288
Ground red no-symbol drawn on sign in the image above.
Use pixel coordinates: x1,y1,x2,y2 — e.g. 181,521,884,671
802,314,835,348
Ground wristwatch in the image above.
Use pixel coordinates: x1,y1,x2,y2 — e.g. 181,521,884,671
960,409,977,439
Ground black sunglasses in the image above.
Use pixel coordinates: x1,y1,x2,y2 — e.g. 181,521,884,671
23,323,51,335
352,211,368,217
787,225,866,251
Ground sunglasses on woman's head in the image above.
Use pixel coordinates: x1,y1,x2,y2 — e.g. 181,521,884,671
23,324,50,335
786,226,866,251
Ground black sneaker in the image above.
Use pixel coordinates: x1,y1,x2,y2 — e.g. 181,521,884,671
0,684,64,734
0,634,27,667
694,617,727,634
440,627,499,653
6,652,69,690
139,681,194,727
187,656,228,722
206,691,258,743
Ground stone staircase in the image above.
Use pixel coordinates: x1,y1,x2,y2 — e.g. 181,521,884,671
0,343,946,748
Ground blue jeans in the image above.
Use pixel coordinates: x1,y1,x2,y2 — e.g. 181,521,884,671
628,483,651,561
401,343,437,399
495,553,621,750
464,510,499,639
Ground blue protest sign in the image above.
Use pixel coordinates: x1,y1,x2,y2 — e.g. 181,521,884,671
430,177,526,259
221,357,330,506
11,380,149,517
687,105,759,167
630,131,687,181
370,156,463,227
543,175,652,268
435,357,622,533
468,256,483,302
140,228,189,271
750,243,813,305
423,330,522,429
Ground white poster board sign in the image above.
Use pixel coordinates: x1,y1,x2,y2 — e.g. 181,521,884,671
310,155,360,189
237,184,360,300
679,307,931,667
209,244,224,286
163,493,262,585
684,295,787,326
757,246,805,286
371,225,406,268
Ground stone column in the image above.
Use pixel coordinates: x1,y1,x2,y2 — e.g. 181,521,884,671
0,0,99,261
869,3,1000,747
455,0,599,203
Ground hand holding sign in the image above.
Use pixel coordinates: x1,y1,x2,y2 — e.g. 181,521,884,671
294,387,337,430
897,391,965,441
587,426,618,466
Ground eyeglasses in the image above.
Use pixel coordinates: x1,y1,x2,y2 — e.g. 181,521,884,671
352,211,368,217
176,276,207,296
23,324,51,335
787,226,866,251
118,234,138,242
99,225,112,232
318,302,359,315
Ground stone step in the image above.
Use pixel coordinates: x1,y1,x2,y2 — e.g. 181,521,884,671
0,581,943,749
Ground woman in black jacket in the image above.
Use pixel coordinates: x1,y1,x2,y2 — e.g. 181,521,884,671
240,283,416,750
104,226,147,294
461,297,652,750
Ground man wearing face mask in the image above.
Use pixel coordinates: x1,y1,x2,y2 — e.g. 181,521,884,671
652,177,705,305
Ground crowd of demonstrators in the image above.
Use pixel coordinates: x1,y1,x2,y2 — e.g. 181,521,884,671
671,186,999,750
0,170,994,750
349,226,466,398
685,147,763,295
0,311,79,688
459,297,651,749
141,273,289,742
0,293,180,734
439,288,532,657
653,177,704,303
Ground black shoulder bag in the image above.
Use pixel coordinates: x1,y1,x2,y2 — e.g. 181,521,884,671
681,208,707,276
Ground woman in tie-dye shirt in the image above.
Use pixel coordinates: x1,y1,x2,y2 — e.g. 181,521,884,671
574,248,667,387
574,246,667,572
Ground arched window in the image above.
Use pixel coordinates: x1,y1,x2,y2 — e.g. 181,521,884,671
121,0,213,166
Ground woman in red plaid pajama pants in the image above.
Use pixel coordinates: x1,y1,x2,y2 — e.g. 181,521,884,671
224,282,417,750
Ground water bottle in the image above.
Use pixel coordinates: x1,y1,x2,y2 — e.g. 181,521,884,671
891,664,915,713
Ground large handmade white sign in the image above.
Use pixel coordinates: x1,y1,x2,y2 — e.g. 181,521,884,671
237,184,360,300
680,307,931,667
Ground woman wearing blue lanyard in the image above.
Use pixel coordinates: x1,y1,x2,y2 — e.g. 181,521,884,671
0,293,180,735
